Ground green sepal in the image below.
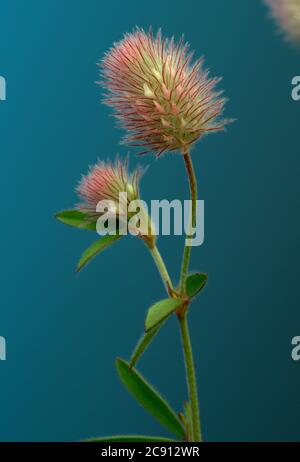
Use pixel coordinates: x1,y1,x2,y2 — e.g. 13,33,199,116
130,324,163,369
145,298,182,332
116,358,185,440
55,209,97,231
185,273,207,299
77,235,122,272
85,435,176,442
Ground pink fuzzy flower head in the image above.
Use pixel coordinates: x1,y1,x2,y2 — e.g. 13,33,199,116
100,28,230,156
76,158,140,219
266,0,300,43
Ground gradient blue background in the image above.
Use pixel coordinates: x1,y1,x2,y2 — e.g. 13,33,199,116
0,0,299,442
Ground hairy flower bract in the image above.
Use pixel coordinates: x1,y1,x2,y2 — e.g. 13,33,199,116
100,28,230,156
76,158,140,219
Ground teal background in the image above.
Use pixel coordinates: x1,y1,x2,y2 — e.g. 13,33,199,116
0,0,299,442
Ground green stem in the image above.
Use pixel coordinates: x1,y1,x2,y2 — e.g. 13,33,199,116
179,149,198,294
179,314,202,442
148,241,202,441
178,148,201,442
149,245,174,295
145,149,202,442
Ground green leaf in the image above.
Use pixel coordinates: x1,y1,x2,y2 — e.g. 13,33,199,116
55,209,96,231
85,435,176,442
77,235,121,272
145,298,182,332
130,324,162,369
185,273,208,299
116,358,185,440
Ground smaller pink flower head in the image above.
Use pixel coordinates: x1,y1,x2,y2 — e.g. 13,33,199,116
100,28,231,156
76,158,140,218
266,0,300,43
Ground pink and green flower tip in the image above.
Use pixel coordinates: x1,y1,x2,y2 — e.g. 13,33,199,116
100,28,232,157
